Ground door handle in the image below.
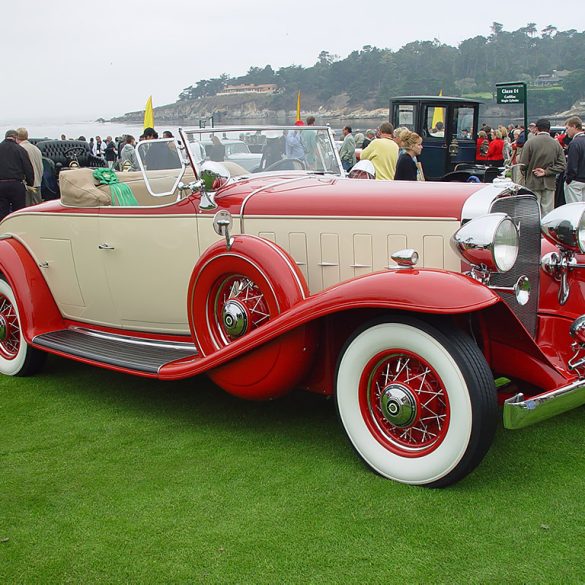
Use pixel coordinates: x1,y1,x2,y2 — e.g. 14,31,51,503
98,243,115,250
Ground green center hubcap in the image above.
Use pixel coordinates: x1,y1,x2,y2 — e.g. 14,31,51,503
380,384,417,428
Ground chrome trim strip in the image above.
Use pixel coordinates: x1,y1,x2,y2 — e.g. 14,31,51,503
65,327,197,352
503,380,585,429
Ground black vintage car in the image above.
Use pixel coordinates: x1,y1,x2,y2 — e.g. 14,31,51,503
36,139,106,199
390,95,499,182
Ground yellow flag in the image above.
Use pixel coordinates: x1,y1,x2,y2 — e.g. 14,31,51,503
144,96,154,130
296,91,301,122
431,90,444,130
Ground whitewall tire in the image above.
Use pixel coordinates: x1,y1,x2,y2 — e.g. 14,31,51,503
0,278,46,377
336,316,497,487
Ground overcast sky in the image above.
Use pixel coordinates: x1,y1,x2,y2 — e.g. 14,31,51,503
1,0,581,123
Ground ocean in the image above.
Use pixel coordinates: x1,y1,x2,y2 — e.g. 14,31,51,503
0,118,386,142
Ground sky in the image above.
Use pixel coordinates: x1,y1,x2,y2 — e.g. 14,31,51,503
1,0,582,124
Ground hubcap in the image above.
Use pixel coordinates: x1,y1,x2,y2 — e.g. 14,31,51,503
222,299,248,337
380,384,417,427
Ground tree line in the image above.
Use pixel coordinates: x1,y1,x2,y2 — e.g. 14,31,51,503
179,24,585,115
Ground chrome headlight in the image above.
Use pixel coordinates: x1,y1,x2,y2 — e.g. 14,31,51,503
451,213,519,273
541,203,585,253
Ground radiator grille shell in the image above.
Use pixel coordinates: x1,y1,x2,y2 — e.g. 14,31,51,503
489,194,541,337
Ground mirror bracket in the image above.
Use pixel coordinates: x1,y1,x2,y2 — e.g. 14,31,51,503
213,210,234,250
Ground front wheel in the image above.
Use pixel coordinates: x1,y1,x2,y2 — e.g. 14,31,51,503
0,278,46,376
336,316,497,487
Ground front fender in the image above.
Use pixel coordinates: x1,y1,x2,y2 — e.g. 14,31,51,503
160,268,500,379
0,238,64,343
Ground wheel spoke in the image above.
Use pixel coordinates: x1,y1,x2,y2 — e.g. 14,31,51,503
214,275,271,345
367,350,449,453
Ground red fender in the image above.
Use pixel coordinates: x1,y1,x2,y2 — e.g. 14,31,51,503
0,238,64,343
164,269,501,382
163,268,560,390
187,235,314,399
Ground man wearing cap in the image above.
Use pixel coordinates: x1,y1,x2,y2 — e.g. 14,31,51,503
16,128,43,206
0,130,34,220
362,130,375,149
519,118,565,214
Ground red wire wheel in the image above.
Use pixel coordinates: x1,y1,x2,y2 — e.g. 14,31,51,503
359,350,450,457
336,317,498,487
0,292,21,360
208,274,272,347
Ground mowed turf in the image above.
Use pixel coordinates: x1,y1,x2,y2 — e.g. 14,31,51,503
1,355,585,584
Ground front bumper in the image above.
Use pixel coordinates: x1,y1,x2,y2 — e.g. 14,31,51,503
503,380,585,429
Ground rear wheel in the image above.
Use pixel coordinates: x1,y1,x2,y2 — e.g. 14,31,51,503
336,316,497,487
0,278,46,376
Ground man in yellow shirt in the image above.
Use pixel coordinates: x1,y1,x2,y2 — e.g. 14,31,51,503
359,122,399,180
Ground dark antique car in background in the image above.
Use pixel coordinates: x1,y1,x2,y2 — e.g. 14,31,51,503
36,139,106,199
2,124,585,488
390,95,502,182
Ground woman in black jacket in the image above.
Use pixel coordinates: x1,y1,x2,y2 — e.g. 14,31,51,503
394,130,423,181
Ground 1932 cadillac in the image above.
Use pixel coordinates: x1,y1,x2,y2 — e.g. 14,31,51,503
2,124,585,487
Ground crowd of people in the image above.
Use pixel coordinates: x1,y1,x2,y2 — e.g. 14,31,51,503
338,122,425,181
336,115,585,215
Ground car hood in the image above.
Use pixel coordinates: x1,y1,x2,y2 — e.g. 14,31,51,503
215,175,495,221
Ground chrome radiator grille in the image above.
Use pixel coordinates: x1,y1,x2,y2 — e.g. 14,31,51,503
489,194,541,337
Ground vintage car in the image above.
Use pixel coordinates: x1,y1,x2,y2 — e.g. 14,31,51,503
390,95,503,182
2,124,585,488
36,139,107,200
197,138,263,172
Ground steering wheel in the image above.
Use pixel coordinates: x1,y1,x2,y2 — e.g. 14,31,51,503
261,158,306,173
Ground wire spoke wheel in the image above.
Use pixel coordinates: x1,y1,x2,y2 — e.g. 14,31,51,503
0,293,21,360
336,317,497,487
0,278,46,377
211,274,271,346
362,350,450,457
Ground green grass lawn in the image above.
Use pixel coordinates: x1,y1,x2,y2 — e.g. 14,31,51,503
2,355,585,584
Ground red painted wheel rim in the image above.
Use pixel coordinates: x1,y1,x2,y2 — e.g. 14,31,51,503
359,350,450,458
0,293,20,360
209,274,271,346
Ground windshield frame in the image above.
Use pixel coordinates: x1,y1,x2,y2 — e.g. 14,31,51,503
181,125,344,177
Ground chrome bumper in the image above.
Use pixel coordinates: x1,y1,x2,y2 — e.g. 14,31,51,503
503,380,585,429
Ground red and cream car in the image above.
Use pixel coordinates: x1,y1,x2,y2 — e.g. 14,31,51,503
2,125,585,487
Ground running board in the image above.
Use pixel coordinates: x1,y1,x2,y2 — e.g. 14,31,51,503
33,328,197,374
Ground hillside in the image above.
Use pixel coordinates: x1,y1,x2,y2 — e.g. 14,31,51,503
112,24,585,124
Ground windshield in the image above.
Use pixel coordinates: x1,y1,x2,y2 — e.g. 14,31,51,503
184,126,343,176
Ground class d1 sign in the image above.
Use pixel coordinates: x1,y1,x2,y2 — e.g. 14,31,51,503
497,85,526,104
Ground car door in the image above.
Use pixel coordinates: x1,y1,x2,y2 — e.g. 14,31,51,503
3,208,118,326
98,198,200,334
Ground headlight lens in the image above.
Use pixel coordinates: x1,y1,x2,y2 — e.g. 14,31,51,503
542,202,585,253
494,218,520,272
451,213,519,273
